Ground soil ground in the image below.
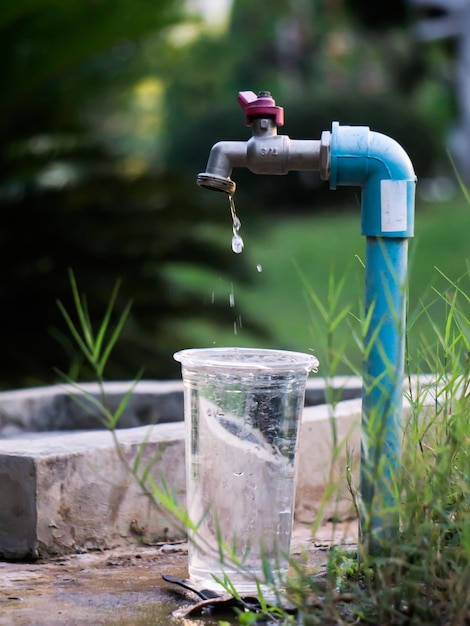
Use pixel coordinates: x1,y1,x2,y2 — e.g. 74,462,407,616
0,521,357,625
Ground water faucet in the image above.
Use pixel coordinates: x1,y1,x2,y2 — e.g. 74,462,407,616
197,91,330,194
196,89,417,557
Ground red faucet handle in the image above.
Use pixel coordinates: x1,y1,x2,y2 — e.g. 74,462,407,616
238,91,284,127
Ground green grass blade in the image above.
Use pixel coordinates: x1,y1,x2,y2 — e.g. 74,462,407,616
96,299,133,377
67,268,95,351
108,370,144,429
54,372,113,425
56,300,94,364
93,279,122,360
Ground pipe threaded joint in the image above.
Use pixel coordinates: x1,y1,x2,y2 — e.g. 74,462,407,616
197,173,236,195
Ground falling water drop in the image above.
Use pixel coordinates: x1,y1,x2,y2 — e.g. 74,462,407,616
256,264,263,272
229,195,244,254
232,234,244,253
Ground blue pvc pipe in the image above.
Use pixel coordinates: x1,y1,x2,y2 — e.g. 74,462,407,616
362,237,408,551
329,123,416,553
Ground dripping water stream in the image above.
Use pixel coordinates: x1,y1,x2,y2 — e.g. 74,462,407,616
226,195,262,335
229,195,244,253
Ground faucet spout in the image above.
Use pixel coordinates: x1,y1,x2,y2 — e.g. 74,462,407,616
197,141,247,195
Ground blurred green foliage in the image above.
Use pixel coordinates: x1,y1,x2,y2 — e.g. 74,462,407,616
0,0,458,388
0,0,263,388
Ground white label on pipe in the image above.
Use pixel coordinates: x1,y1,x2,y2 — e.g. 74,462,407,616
381,179,407,232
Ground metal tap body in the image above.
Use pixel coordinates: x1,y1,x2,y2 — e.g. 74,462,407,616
198,120,324,195
197,91,327,195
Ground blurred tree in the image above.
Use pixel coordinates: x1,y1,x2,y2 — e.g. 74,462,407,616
0,0,265,389
345,0,409,30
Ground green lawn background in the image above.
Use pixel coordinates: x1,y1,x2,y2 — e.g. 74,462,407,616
166,195,470,374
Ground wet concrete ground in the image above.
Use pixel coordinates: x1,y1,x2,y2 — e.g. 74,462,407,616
0,522,357,625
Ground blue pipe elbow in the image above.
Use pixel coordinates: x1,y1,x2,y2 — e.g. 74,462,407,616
328,122,417,551
329,122,417,238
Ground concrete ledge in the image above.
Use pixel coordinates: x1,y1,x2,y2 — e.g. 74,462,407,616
296,376,441,525
296,399,362,524
0,377,362,436
0,377,368,559
0,424,186,559
0,381,185,436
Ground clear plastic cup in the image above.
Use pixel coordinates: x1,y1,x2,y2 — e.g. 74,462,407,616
174,347,319,594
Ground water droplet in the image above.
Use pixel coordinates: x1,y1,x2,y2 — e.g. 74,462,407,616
232,233,244,254
233,471,244,477
229,195,244,254
256,264,262,272
229,291,235,308
233,321,238,335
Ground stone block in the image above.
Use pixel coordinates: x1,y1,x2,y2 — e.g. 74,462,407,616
0,424,186,559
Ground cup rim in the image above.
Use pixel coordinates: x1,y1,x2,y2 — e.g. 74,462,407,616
173,347,319,372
